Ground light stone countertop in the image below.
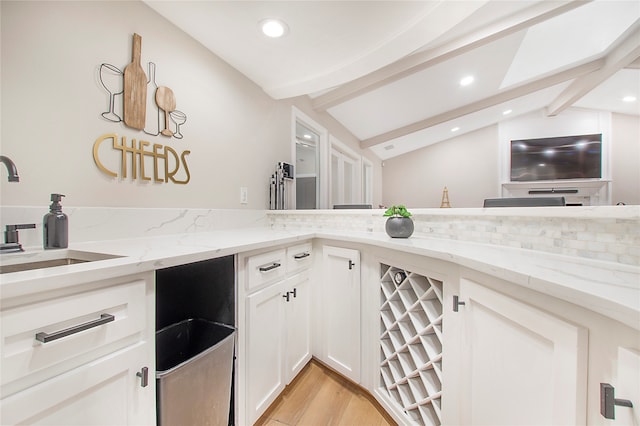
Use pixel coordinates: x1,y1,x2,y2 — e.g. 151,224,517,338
1,227,638,331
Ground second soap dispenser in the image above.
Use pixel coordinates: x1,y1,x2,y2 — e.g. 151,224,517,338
43,193,68,249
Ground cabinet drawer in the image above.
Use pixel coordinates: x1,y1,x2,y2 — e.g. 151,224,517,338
246,249,287,291
1,279,147,392
286,243,312,274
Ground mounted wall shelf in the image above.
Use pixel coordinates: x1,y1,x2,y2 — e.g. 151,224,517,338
379,264,443,425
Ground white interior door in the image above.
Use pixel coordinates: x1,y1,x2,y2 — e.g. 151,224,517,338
330,138,360,207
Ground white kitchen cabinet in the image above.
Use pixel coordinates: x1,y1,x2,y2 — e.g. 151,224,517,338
320,245,360,383
0,272,155,426
246,276,286,421
284,271,311,380
0,342,151,425
245,271,310,423
446,275,588,426
239,243,312,425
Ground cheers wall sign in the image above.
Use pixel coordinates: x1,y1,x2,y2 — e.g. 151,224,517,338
94,33,191,184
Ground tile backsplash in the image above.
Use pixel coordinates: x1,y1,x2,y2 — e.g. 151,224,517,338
268,207,640,266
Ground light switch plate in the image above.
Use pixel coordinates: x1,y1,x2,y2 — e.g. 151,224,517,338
240,187,248,204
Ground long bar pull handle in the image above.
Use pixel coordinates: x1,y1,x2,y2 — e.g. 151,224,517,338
35,313,115,343
259,262,281,272
293,252,310,260
601,383,634,419
453,295,466,312
137,367,149,388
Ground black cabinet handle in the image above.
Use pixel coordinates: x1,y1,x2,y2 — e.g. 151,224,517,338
453,295,466,312
293,252,310,260
35,313,115,343
137,367,149,388
259,262,281,272
601,383,633,419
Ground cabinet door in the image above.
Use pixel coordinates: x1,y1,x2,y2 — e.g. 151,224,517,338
284,272,311,383
453,278,588,426
0,342,153,425
246,281,286,424
321,246,361,382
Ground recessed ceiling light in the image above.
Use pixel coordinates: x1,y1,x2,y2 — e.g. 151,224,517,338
459,76,474,87
622,95,637,103
260,18,289,38
451,127,460,132
503,109,512,115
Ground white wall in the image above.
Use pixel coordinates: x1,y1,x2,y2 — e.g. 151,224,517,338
0,1,380,210
382,125,499,208
611,113,640,205
382,109,639,208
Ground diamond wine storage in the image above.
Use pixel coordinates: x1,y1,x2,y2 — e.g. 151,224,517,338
379,264,444,426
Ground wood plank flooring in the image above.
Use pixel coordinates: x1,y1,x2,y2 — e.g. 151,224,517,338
254,359,397,426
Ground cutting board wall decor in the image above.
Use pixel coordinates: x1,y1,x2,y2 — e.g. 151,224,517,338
123,33,147,130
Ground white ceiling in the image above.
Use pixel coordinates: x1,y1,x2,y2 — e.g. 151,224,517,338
145,0,640,160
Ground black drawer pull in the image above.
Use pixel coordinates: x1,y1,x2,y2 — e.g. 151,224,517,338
259,262,281,272
35,313,115,343
293,252,310,260
137,367,149,388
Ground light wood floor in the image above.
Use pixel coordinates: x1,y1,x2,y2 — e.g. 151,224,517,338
254,359,396,426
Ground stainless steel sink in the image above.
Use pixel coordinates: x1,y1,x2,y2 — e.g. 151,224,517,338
0,250,121,274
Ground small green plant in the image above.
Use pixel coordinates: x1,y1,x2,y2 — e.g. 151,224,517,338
383,205,412,218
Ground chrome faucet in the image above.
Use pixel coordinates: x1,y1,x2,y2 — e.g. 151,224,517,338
0,155,19,182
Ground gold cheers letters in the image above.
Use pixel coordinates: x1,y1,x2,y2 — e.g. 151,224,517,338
93,133,191,184
96,34,191,185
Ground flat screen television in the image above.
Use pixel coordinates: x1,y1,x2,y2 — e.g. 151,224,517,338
510,133,602,182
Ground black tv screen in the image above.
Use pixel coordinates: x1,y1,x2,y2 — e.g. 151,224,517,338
510,133,602,182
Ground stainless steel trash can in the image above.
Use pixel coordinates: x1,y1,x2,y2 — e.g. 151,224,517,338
156,319,235,426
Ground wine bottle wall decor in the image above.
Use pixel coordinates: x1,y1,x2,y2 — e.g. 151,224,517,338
94,33,191,185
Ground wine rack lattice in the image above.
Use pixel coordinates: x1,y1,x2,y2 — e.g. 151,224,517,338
379,264,443,425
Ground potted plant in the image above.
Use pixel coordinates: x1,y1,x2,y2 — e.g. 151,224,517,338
383,205,414,238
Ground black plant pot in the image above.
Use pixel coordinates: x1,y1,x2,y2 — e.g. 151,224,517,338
385,217,414,238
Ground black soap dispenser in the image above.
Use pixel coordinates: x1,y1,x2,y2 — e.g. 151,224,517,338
43,193,68,249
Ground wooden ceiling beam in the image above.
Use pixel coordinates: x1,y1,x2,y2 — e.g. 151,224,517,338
312,0,591,112
546,20,640,116
359,59,604,149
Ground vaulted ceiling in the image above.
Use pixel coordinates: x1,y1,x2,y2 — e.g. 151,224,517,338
145,0,640,160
